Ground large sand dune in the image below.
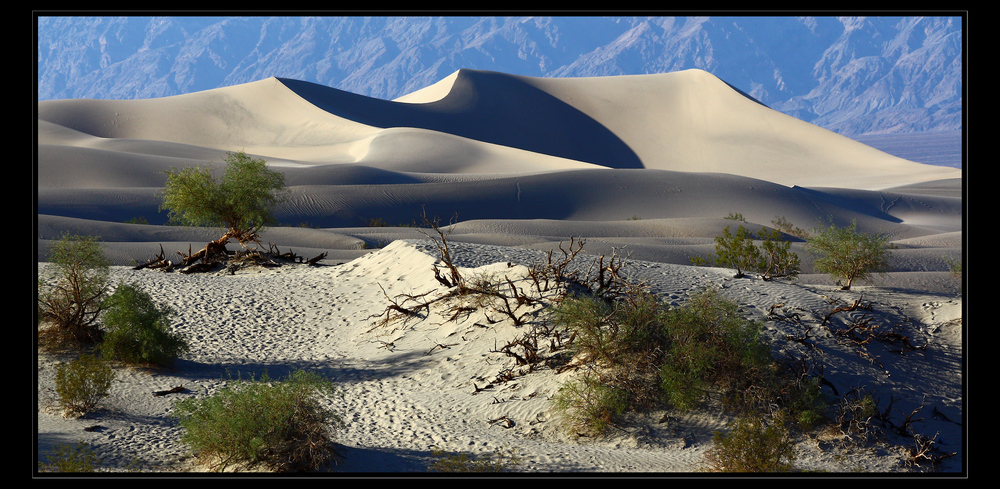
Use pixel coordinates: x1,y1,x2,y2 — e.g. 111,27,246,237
35,68,963,474
37,68,961,268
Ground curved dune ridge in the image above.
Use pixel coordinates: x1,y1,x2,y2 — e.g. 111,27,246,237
37,68,960,276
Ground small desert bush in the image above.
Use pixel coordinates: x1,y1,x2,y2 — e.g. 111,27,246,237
38,440,102,473
54,353,115,417
38,233,111,348
552,371,631,436
756,227,801,281
552,290,667,368
428,447,521,473
806,220,895,290
703,415,797,472
173,370,343,472
714,224,761,278
713,224,800,280
100,283,189,367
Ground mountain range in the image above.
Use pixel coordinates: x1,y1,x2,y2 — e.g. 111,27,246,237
36,14,964,137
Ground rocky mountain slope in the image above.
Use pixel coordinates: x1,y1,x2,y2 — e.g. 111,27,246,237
36,15,964,137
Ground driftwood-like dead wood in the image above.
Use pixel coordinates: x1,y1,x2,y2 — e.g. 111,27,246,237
179,262,218,274
491,336,538,367
488,415,515,428
179,235,231,268
133,244,175,272
136,237,329,274
427,343,457,355
527,237,587,296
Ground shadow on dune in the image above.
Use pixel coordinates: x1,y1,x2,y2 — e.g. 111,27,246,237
277,70,644,169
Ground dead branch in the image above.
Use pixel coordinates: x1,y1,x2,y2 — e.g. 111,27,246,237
427,343,457,355
418,208,466,292
904,432,957,467
133,244,174,271
366,283,436,329
821,294,872,325
894,397,926,437
306,252,328,266
488,415,515,428
527,237,586,295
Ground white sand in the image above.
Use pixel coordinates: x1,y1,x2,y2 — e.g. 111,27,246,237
36,68,964,475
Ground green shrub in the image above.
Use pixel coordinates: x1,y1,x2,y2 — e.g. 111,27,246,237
38,233,111,347
807,220,895,290
784,376,828,431
429,447,520,473
714,225,761,278
755,227,801,281
945,255,963,279
552,371,630,437
173,370,343,472
100,283,189,367
703,415,797,472
124,216,149,225
38,440,102,472
554,291,673,408
552,292,666,367
54,353,115,417
658,289,773,412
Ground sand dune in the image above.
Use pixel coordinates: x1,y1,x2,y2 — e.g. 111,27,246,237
36,67,962,282
36,68,963,474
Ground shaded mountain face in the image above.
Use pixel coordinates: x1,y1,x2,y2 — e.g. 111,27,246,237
36,15,962,137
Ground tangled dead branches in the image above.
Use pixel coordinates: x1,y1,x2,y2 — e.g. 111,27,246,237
133,241,327,274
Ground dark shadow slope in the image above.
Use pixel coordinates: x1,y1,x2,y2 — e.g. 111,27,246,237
277,70,644,169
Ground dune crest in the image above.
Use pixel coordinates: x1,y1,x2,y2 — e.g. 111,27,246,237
38,68,959,187
38,67,961,271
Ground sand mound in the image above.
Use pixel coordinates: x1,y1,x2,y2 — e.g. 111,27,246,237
36,239,963,473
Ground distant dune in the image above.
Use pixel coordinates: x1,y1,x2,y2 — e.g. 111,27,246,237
37,68,961,279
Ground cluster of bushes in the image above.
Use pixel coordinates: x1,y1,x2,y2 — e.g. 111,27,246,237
540,214,908,472
544,281,836,473
691,214,802,281
38,233,189,364
693,214,896,291
38,234,189,416
38,152,352,473
38,233,345,473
